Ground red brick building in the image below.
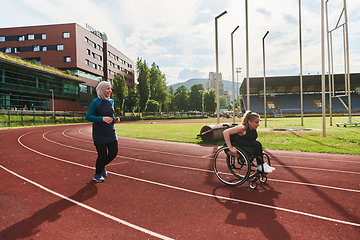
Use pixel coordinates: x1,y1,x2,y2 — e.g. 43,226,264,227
0,23,134,110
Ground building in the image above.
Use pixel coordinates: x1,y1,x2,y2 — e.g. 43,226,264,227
0,52,85,111
206,72,230,104
0,23,134,110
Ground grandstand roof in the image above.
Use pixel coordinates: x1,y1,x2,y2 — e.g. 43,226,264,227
239,73,360,95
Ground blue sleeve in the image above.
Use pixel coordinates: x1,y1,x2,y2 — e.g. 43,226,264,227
110,99,115,119
86,98,104,122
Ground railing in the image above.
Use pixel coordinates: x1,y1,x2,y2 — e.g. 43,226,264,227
0,109,86,127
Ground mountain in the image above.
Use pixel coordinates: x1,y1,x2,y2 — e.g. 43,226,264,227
168,78,239,98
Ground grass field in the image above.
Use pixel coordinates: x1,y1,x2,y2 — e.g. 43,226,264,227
115,116,360,155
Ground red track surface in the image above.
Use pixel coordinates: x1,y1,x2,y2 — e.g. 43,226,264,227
0,124,359,239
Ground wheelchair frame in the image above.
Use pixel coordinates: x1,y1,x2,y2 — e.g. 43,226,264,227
213,145,271,189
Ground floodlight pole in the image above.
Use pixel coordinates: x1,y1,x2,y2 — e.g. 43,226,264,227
245,0,250,111
321,0,326,137
215,11,227,125
50,89,54,118
236,67,242,117
231,26,239,124
262,31,269,128
299,0,304,126
199,89,204,117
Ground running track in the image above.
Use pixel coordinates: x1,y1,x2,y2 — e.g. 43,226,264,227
0,124,359,239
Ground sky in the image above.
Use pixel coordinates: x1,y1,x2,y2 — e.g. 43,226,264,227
2,0,360,86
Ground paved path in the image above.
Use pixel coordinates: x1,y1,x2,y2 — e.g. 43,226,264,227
0,124,359,239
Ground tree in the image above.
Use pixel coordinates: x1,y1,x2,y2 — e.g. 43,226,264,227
166,86,175,112
204,89,216,113
135,57,150,112
189,83,204,111
112,74,128,112
146,99,160,112
219,95,227,108
149,62,168,112
124,91,138,113
173,85,189,112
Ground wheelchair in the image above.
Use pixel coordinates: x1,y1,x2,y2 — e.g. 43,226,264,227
213,145,271,189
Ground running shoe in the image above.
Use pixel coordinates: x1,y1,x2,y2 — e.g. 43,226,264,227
93,173,105,182
264,163,276,171
257,164,272,173
101,168,108,178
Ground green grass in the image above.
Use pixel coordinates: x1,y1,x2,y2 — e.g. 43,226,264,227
115,116,360,155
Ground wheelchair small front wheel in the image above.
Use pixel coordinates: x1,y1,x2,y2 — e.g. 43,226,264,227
249,180,258,189
259,175,267,183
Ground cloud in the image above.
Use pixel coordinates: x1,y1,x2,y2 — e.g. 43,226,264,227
178,68,204,80
256,8,271,16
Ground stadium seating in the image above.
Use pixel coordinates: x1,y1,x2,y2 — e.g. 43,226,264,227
242,93,359,116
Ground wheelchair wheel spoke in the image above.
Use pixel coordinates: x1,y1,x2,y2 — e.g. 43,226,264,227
213,146,250,186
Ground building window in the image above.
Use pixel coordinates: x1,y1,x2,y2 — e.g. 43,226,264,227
14,47,20,53
57,45,64,51
28,34,34,40
33,45,40,51
98,65,103,71
0,36,5,42
18,36,25,41
85,59,96,69
85,37,96,48
80,84,88,93
42,34,46,40
87,49,90,55
42,46,47,52
63,32,70,38
64,56,71,62
5,47,11,53
97,44,103,52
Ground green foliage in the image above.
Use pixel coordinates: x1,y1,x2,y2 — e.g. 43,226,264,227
112,74,128,111
219,95,227,108
146,99,160,112
149,62,168,112
204,89,216,113
189,84,204,111
135,57,150,112
124,91,138,112
0,52,78,79
173,85,190,111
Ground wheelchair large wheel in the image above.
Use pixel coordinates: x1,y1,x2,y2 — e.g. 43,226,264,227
213,146,251,186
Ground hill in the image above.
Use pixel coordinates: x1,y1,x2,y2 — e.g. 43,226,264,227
168,78,237,98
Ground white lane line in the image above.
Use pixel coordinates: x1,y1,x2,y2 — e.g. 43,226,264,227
0,165,173,240
18,132,360,227
45,130,360,193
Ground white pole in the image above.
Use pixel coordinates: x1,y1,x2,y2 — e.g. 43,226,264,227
321,0,326,137
215,11,227,125
236,67,242,117
231,26,239,124
245,0,250,111
344,0,351,124
299,0,304,126
262,31,269,128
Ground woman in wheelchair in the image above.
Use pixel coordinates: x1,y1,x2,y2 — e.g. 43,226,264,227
222,111,275,173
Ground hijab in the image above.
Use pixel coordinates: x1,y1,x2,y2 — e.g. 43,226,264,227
96,81,111,101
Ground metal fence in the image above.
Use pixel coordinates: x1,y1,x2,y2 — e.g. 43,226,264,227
0,109,86,127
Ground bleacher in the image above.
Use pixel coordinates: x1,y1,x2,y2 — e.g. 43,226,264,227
242,93,359,116
239,73,360,116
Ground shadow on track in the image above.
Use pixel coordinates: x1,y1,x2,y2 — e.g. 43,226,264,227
212,184,290,240
0,181,98,240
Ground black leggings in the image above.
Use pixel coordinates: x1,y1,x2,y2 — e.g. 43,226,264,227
94,141,118,174
233,140,264,165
